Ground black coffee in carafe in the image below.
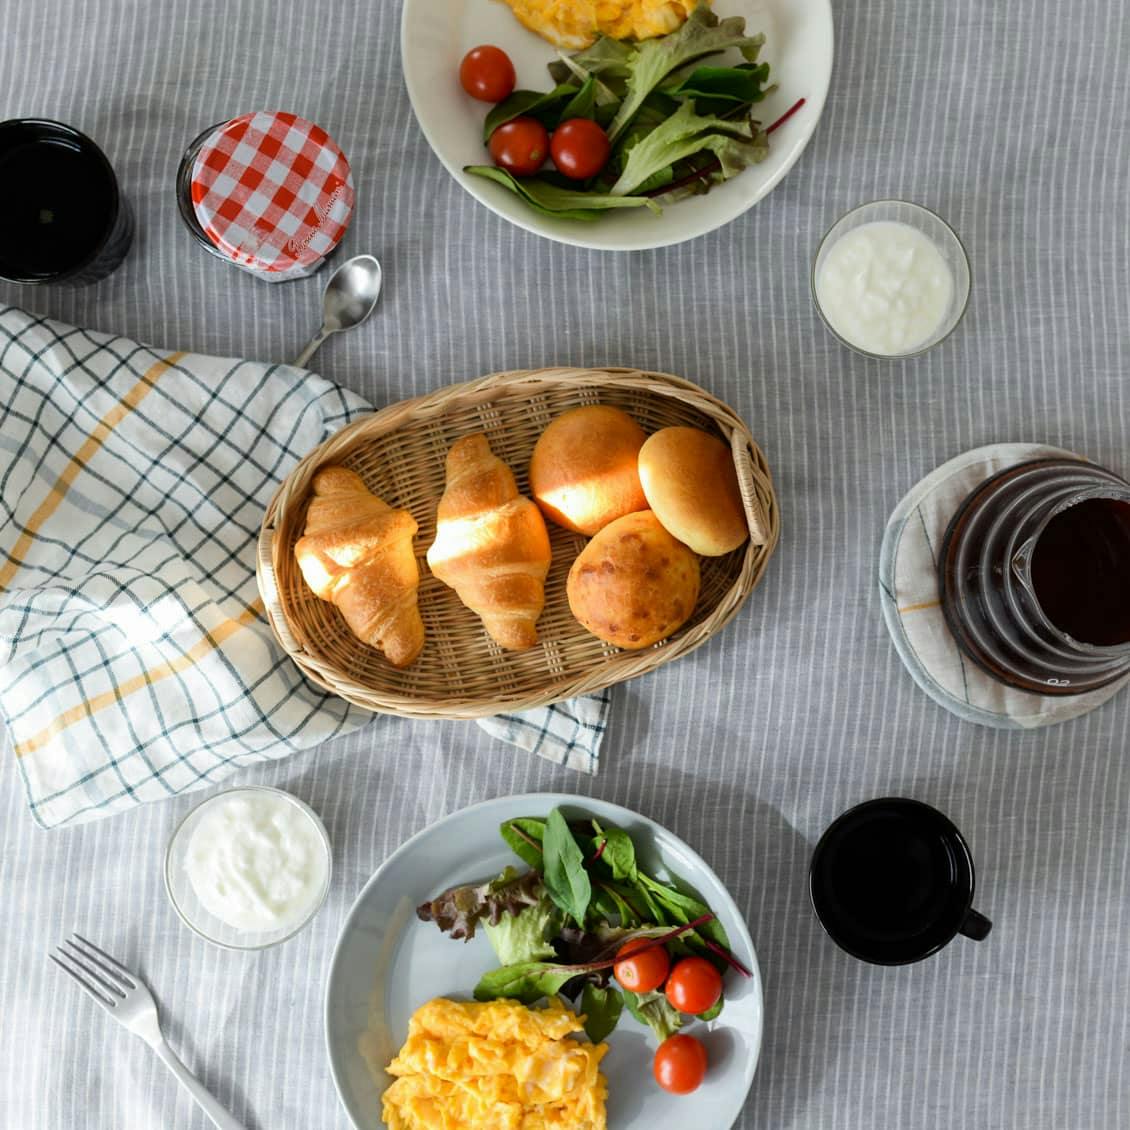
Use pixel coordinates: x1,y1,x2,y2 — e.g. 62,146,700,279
1029,496,1130,648
940,458,1130,695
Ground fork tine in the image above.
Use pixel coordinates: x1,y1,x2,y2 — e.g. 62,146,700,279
71,933,137,986
64,937,136,991
50,953,117,1009
55,945,126,1001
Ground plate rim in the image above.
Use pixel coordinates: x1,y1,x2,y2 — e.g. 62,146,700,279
324,790,764,1129
399,0,836,251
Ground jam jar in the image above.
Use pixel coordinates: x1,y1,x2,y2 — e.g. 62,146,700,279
175,111,354,282
939,457,1130,695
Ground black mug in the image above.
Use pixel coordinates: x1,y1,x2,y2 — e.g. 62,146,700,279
809,797,992,965
0,118,133,286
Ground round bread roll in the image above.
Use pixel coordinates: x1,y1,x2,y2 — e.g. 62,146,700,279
529,405,648,535
567,510,700,649
638,427,749,556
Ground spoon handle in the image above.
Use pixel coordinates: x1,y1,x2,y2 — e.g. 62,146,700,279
293,326,331,369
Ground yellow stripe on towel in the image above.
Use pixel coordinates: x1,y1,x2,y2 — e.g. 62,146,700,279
0,351,186,593
13,598,265,759
898,599,942,614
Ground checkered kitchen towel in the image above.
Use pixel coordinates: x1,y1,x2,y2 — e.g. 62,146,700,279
0,308,607,829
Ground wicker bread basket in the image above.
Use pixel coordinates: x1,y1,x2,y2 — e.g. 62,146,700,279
256,367,778,719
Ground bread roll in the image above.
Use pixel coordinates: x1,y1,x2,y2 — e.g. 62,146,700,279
567,510,700,649
638,427,749,556
426,434,551,651
295,467,424,668
529,405,648,535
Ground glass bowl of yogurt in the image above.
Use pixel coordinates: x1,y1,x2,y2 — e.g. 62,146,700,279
812,200,971,359
164,786,332,950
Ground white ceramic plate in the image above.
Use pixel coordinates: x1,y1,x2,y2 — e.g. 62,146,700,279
401,0,834,250
326,793,764,1129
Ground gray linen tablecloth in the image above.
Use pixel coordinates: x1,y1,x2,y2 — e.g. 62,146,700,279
2,1,1128,1127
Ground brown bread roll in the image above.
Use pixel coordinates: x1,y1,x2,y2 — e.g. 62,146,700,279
567,510,700,649
638,426,749,556
529,405,648,535
295,466,425,668
426,434,551,651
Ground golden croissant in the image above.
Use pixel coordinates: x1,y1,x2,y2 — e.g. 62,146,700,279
294,466,425,668
426,434,551,651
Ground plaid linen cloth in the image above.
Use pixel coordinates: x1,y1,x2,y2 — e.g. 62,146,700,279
0,307,607,829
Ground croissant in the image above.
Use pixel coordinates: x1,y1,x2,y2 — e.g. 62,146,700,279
426,434,551,650
294,466,425,668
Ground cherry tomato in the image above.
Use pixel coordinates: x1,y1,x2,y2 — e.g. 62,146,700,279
613,940,671,994
550,118,612,180
664,957,723,1015
459,45,516,103
653,1034,708,1095
488,117,550,176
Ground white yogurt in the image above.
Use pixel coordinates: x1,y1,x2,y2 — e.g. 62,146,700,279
816,220,955,355
185,791,329,933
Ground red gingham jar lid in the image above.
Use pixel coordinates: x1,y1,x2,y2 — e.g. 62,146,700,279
190,111,354,274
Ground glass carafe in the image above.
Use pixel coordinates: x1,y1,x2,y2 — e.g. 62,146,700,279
938,458,1130,695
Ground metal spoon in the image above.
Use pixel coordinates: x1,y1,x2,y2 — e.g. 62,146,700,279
292,254,382,368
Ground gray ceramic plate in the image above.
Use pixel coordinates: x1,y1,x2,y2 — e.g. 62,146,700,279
325,792,763,1128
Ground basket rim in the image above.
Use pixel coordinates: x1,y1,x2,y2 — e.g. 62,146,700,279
257,366,780,719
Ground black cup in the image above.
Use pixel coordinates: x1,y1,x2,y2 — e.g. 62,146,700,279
0,119,133,285
809,797,991,965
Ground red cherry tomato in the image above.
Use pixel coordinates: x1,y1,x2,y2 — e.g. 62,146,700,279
653,1034,708,1095
488,117,550,176
550,118,612,180
613,940,671,994
664,957,723,1015
459,45,516,103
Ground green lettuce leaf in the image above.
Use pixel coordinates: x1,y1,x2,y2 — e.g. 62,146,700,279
483,84,578,141
607,5,767,141
500,816,547,868
623,988,683,1042
483,892,561,965
662,61,771,103
464,166,660,220
637,872,731,950
592,824,638,883
580,984,624,1043
560,77,598,121
548,37,635,84
610,101,766,196
543,808,593,926
473,961,578,1005
697,994,724,1022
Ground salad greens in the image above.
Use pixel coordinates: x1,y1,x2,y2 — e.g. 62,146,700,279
624,988,683,1042
483,891,560,965
542,808,593,926
415,806,748,1043
414,865,541,941
580,984,624,1043
602,8,766,142
464,4,776,220
462,166,660,222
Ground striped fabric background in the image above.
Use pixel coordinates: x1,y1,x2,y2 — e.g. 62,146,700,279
1,0,1128,1127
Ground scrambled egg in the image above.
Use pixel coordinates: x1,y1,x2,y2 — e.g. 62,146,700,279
498,0,706,49
383,997,608,1130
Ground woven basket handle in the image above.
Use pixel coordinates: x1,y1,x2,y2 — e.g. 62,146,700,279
256,521,304,656
731,430,769,546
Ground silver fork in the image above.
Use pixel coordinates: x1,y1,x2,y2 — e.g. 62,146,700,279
51,934,245,1130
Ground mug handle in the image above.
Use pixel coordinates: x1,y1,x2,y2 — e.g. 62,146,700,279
959,908,992,941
